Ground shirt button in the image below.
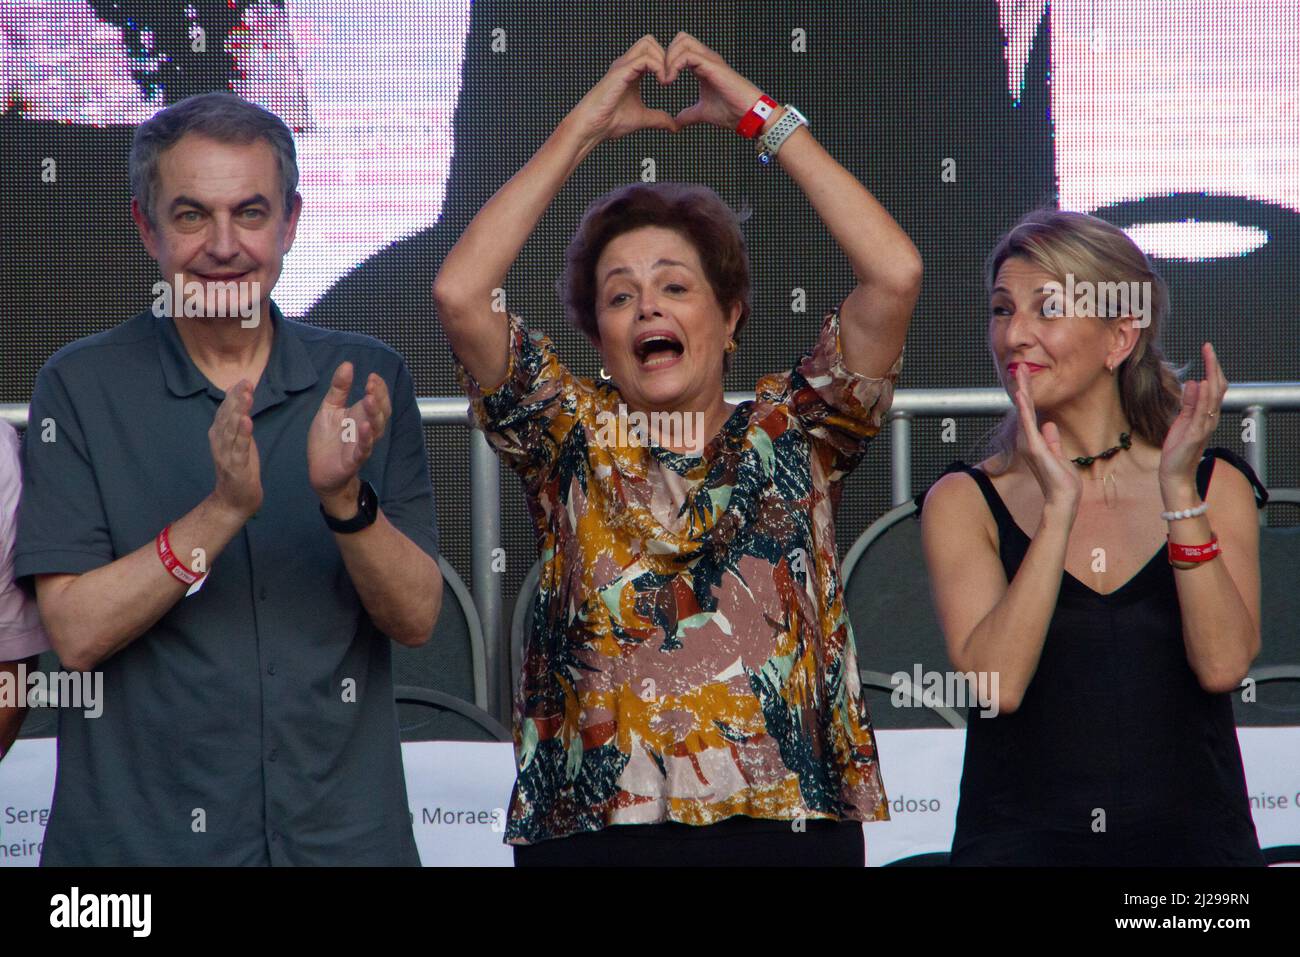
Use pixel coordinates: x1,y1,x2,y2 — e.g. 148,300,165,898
259,586,268,601
269,749,278,762
267,663,276,676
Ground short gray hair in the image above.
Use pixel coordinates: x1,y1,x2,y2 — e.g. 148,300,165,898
129,91,299,224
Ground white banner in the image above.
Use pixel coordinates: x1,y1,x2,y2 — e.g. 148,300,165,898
404,741,515,866
2,728,1297,866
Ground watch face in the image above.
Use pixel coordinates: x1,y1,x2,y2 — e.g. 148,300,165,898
359,480,379,521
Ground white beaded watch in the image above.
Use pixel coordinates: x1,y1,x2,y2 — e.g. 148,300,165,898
755,105,809,164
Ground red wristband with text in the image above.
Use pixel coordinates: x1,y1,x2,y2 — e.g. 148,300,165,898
1167,534,1221,566
157,525,202,586
736,94,778,138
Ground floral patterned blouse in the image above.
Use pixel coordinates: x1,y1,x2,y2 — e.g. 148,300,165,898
455,303,904,845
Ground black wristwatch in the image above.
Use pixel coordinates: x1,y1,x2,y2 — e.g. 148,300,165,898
320,479,379,533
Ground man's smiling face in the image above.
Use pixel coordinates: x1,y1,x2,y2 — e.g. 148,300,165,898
133,132,300,319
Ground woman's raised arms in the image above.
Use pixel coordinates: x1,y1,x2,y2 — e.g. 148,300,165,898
432,35,678,391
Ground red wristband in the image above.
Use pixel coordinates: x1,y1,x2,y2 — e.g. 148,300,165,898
157,525,202,586
736,94,778,138
1167,533,1221,566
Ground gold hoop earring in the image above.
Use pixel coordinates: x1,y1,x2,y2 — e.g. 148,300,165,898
724,339,737,354
599,366,611,381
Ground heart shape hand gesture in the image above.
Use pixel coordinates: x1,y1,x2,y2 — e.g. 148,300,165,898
569,32,767,147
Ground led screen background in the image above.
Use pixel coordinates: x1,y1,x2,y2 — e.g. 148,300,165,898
3,0,1298,615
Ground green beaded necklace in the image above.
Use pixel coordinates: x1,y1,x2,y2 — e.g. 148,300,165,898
1071,431,1131,468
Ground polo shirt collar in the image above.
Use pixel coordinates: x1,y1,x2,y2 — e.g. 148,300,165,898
157,300,320,411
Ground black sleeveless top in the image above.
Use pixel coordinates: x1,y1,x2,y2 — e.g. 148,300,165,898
915,447,1267,866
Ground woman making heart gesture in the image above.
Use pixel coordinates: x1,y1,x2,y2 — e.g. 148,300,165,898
916,209,1267,866
434,32,921,866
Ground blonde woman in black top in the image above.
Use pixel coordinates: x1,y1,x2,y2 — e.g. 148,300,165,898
917,209,1266,865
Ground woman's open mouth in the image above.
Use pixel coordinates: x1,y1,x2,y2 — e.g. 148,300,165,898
633,332,685,370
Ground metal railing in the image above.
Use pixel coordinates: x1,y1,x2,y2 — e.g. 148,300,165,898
878,382,1298,506
5,380,1300,725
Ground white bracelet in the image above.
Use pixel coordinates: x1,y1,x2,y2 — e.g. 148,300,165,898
1161,501,1209,521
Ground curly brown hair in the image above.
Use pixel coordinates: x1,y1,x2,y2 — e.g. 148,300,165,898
555,181,752,374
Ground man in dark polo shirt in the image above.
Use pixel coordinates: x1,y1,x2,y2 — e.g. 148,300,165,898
14,91,444,865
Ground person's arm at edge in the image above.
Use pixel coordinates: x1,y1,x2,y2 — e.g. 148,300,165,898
0,655,38,760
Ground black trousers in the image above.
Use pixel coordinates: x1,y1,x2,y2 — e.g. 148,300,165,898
512,815,865,867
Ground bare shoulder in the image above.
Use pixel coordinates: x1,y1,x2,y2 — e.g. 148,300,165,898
921,468,977,510
920,465,998,551
1203,454,1261,526
1204,453,1255,499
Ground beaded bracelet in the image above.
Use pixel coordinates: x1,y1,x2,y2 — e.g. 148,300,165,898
1161,501,1209,521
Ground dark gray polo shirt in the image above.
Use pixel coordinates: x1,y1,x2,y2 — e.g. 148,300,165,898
15,302,439,866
